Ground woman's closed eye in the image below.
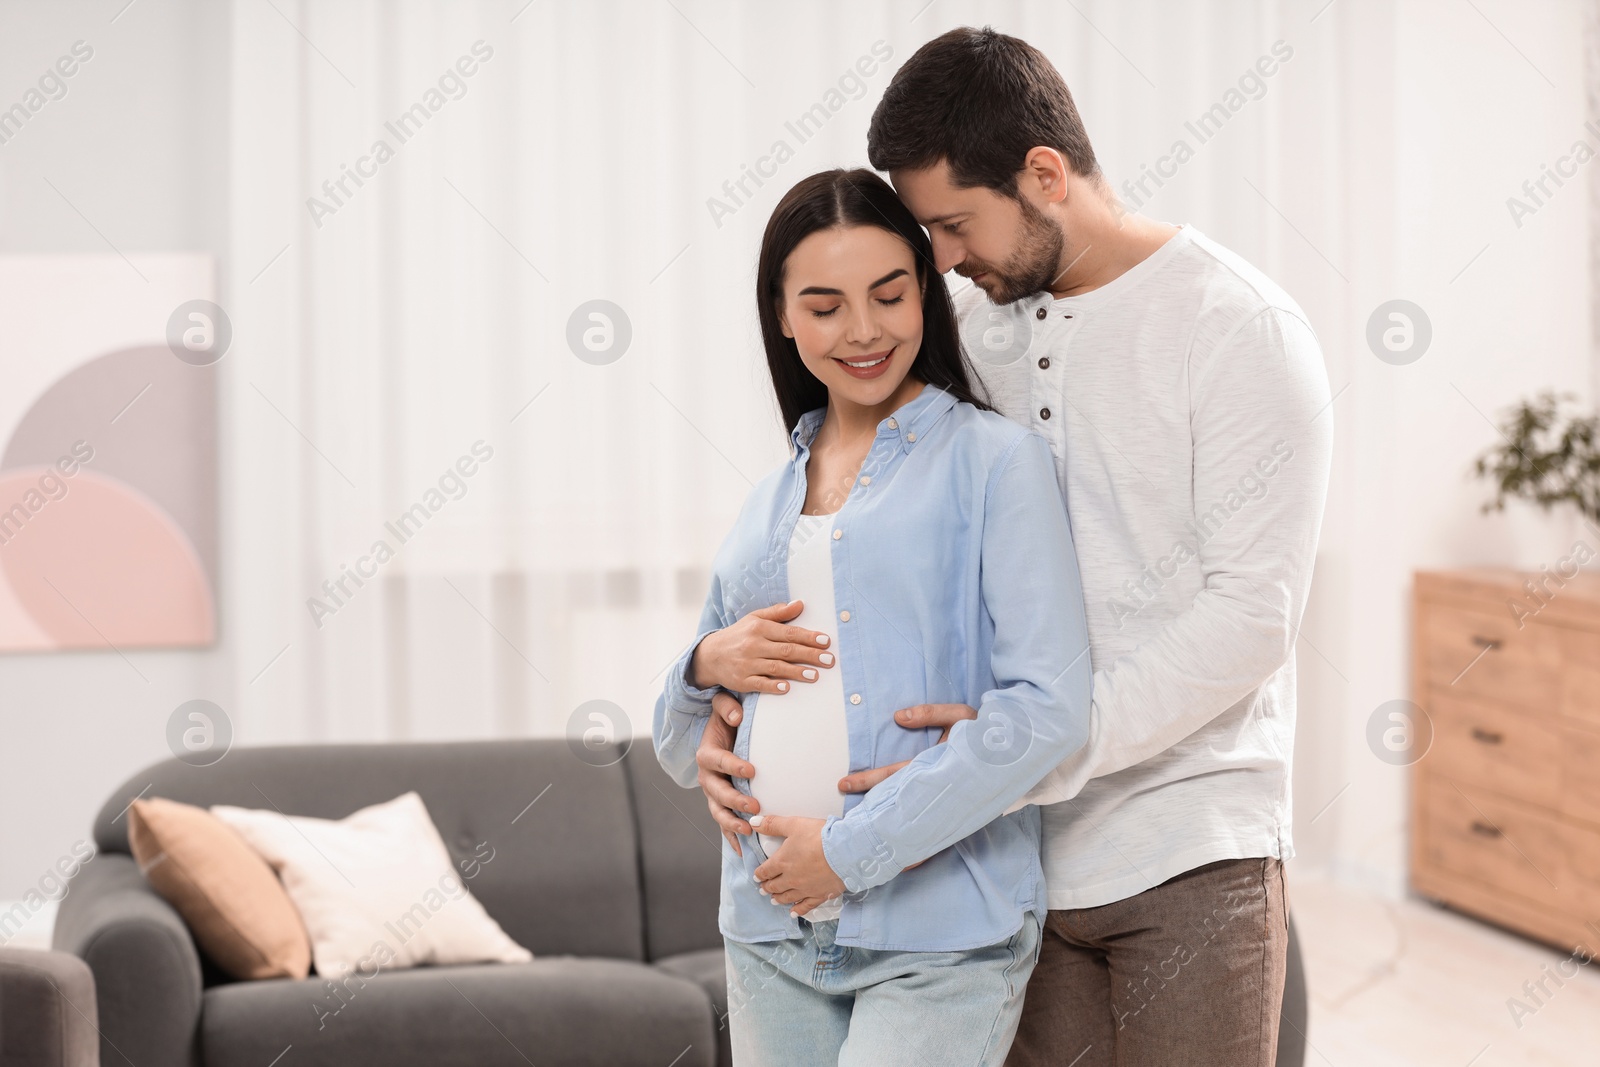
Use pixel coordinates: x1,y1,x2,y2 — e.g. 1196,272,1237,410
809,296,904,319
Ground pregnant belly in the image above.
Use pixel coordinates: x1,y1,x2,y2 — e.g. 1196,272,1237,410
745,683,851,856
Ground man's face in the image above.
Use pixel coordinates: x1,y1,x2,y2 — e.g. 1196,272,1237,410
892,160,1064,305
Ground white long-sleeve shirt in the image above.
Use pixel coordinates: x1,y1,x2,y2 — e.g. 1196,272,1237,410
959,224,1333,910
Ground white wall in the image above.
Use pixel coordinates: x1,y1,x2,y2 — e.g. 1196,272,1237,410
1312,0,1594,896
0,0,232,908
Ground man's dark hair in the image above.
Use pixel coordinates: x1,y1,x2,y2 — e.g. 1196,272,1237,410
867,26,1100,197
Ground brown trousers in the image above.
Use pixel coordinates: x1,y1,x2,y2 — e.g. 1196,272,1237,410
1005,857,1289,1067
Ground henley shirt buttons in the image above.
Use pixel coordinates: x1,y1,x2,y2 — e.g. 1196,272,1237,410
886,418,898,429
906,432,917,443
850,694,862,705
839,610,851,622
1035,307,1047,320
832,529,842,540
1041,408,1052,420
859,475,871,485
1038,357,1050,369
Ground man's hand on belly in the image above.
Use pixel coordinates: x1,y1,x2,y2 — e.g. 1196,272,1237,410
698,690,760,855
836,703,977,793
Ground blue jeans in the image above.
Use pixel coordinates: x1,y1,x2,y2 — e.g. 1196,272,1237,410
724,911,1042,1066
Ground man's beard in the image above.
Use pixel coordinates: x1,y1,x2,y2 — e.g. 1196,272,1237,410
958,195,1066,305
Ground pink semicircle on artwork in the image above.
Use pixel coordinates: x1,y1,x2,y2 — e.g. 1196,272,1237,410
0,467,214,650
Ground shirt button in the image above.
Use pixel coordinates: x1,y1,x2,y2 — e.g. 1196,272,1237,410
850,693,862,705
859,475,871,486
1035,307,1047,320
1038,357,1050,369
906,432,916,443
839,610,851,622
886,417,898,429
832,529,842,540
1040,408,1051,420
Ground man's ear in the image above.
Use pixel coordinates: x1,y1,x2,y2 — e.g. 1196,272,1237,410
1021,146,1070,206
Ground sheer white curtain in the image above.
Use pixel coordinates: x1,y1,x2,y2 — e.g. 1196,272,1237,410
221,0,1350,757
1590,0,1600,397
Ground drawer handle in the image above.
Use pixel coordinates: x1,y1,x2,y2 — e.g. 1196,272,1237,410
1470,821,1503,839
1470,728,1504,745
1470,636,1501,650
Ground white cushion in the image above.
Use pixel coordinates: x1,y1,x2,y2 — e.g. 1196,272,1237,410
211,791,531,977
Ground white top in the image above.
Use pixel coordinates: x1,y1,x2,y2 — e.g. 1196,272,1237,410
958,224,1334,910
747,510,849,921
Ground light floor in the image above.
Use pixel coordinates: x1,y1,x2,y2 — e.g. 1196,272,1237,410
1291,876,1600,1066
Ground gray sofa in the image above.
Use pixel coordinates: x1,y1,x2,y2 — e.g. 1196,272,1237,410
53,739,732,1067
51,738,1309,1067
0,946,101,1066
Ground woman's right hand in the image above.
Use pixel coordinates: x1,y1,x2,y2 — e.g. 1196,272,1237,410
689,600,835,694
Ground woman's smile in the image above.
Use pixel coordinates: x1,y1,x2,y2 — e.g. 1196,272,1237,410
832,346,896,380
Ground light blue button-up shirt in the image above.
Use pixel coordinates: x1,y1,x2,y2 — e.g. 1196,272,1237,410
653,382,1092,951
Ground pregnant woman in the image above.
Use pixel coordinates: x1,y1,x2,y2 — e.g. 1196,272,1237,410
653,169,1092,1066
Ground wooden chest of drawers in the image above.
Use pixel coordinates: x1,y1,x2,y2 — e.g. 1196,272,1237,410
1411,568,1600,952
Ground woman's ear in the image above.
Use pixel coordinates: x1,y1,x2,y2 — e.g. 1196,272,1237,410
777,303,794,339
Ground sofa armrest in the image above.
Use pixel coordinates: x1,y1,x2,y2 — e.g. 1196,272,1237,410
0,947,101,1066
52,852,202,1067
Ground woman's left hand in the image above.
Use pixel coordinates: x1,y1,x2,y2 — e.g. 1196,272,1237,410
750,815,847,916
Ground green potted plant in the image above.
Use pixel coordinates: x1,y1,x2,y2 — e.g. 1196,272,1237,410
1473,391,1600,530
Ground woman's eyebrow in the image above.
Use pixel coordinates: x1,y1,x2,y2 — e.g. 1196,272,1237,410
797,269,910,297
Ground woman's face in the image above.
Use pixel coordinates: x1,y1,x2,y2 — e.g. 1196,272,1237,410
778,225,925,410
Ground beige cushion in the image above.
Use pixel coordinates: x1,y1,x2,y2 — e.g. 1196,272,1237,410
128,797,312,979
210,791,532,978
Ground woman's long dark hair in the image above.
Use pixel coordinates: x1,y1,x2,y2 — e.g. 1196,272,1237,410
756,168,990,434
